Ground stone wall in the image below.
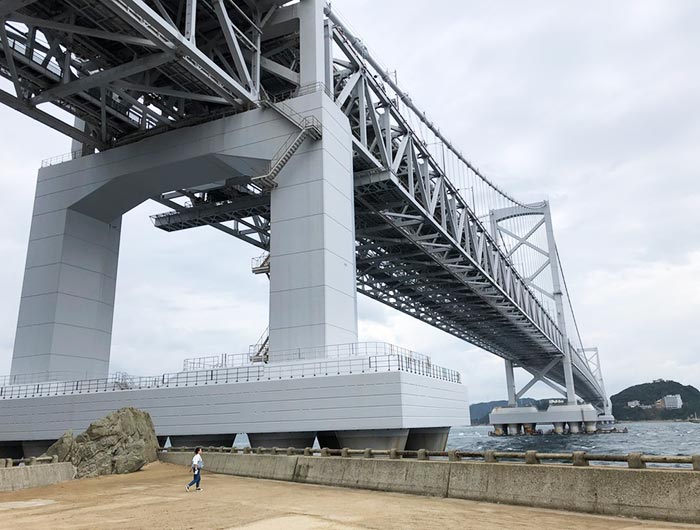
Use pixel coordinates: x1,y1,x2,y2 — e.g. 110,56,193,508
159,451,700,524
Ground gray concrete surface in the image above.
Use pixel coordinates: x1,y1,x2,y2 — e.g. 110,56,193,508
0,463,75,492
159,451,700,524
293,456,451,497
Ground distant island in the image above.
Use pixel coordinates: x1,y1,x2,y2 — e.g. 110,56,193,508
611,380,700,421
470,380,700,425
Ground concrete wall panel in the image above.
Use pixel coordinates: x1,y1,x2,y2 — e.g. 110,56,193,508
294,456,451,497
0,463,75,492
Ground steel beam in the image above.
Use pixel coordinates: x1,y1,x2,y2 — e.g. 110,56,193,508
0,88,104,148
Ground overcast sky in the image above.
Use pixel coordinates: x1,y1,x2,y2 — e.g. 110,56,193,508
0,0,698,404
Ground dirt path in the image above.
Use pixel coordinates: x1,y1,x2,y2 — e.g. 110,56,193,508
0,462,697,530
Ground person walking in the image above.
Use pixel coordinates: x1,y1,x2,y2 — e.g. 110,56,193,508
185,447,204,492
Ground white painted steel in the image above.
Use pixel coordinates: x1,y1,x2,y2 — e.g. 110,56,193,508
0,367,468,442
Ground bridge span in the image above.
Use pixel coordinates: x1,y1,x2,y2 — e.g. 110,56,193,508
0,0,611,454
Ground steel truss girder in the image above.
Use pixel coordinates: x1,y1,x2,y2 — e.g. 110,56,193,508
0,0,295,147
328,21,606,405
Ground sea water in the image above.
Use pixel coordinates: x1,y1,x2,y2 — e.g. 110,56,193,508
447,421,700,455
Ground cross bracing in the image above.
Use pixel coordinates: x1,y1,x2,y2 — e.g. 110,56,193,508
0,1,608,410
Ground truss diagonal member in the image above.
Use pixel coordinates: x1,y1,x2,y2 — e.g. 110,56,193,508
151,0,176,27
527,258,551,284
99,0,258,108
31,52,174,106
498,219,547,258
0,21,22,98
184,0,197,43
0,88,104,148
213,0,254,93
515,357,561,399
6,14,159,47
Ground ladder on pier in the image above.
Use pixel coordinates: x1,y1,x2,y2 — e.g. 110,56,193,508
253,98,322,189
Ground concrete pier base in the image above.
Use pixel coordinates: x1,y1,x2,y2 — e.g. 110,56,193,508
248,432,316,449
335,429,409,450
405,427,450,452
168,434,235,448
0,443,23,459
489,404,604,435
22,440,55,457
316,431,340,449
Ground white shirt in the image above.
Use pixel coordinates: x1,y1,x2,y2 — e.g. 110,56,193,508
192,454,202,472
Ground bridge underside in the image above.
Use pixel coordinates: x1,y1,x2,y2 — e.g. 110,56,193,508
151,170,603,406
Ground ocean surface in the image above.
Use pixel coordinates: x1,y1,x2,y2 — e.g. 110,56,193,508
446,421,700,456
227,422,699,456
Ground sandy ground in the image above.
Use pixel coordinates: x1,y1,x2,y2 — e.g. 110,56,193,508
0,462,697,530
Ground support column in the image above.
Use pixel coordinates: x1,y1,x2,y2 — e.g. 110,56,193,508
298,0,325,86
543,202,576,404
267,91,358,357
11,207,120,382
505,359,517,406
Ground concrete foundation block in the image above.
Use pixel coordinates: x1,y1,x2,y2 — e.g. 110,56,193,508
627,452,646,469
225,454,299,481
525,451,539,464
572,451,589,466
0,463,75,492
447,461,700,524
293,456,450,497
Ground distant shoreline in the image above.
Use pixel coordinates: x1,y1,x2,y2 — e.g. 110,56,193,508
616,419,699,424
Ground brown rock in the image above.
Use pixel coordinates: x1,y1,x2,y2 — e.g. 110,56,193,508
43,407,158,478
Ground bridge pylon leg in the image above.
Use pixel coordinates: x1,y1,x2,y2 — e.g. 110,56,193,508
505,359,517,406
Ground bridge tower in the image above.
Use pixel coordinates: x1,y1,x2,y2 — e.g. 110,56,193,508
488,201,612,433
1,0,467,455
9,0,357,382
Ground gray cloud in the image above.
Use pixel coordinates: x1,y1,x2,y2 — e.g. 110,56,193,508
0,1,698,403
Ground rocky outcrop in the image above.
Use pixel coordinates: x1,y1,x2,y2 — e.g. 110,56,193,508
44,407,158,478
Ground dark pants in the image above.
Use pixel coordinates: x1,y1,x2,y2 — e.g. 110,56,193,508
187,470,201,488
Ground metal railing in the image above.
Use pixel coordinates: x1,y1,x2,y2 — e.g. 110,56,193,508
182,342,430,370
1,455,58,468
41,149,86,167
251,253,270,273
0,352,459,400
263,81,331,104
0,371,84,386
163,446,700,471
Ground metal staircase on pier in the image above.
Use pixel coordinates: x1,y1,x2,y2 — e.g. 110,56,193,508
252,98,323,189
250,253,270,361
249,327,270,363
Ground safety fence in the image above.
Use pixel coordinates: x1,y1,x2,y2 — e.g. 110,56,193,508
163,445,700,471
0,352,459,400
182,342,430,371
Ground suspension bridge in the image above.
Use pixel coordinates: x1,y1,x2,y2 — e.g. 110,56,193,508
0,0,611,456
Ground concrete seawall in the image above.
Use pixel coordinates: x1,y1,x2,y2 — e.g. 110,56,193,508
0,463,75,492
159,451,700,524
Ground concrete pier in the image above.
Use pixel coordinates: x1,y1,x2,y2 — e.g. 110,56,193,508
0,461,688,530
159,451,700,524
489,404,606,435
